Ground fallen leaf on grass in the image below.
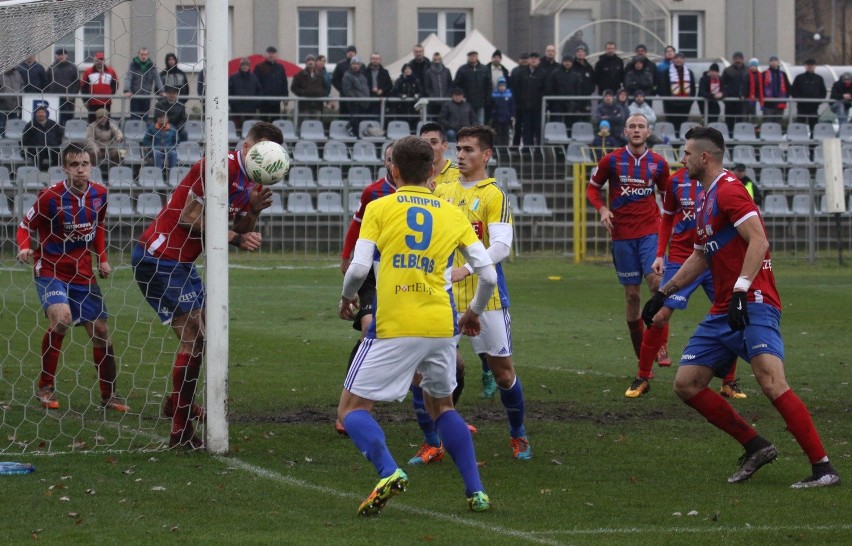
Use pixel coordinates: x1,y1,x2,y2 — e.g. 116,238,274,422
85,489,95,495
551,459,562,465
687,510,698,516
59,496,70,502
151,486,166,491
67,512,79,518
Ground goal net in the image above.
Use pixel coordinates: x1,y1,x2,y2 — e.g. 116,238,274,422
0,0,231,454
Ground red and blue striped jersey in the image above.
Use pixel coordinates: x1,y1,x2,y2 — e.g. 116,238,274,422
695,170,781,314
341,176,397,259
658,168,702,263
18,180,107,284
587,147,670,241
138,150,254,262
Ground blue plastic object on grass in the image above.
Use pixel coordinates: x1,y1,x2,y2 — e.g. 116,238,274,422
0,462,35,475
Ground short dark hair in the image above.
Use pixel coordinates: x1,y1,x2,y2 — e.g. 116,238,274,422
684,125,726,156
62,142,90,166
246,121,284,145
418,121,446,141
391,136,434,185
456,125,495,152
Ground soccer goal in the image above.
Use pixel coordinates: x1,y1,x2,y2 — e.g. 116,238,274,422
0,0,231,455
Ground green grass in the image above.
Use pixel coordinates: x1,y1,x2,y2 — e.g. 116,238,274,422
1,258,850,545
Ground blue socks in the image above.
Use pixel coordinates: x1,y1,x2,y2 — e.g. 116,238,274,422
343,409,398,478
410,385,441,446
435,410,483,496
499,376,526,438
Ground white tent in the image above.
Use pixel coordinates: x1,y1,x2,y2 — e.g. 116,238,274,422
385,33,452,77
441,29,517,75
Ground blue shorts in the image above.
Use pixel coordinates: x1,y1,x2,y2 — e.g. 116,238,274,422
35,277,108,324
132,245,205,324
680,303,785,377
661,261,714,310
611,234,658,285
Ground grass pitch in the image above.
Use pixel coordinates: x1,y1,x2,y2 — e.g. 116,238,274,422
0,257,850,545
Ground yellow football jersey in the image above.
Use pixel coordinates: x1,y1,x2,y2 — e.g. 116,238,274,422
433,159,460,186
435,178,512,311
359,185,482,339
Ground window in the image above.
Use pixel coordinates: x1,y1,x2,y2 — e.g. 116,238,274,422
672,12,702,58
175,6,204,69
298,9,351,63
55,14,107,64
418,10,470,47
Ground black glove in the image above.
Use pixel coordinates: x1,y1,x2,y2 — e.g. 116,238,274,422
727,291,750,331
641,291,667,327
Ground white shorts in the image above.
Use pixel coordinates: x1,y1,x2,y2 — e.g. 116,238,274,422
457,308,513,357
344,337,457,402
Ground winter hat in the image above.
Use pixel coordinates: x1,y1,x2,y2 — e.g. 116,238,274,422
709,63,720,72
599,120,611,130
497,77,507,86
748,58,760,67
95,108,109,119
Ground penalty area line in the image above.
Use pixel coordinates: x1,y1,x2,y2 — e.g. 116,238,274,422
531,522,852,536
219,456,565,546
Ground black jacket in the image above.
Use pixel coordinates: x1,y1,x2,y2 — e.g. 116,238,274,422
594,54,625,94
253,60,288,98
791,72,827,114
228,71,263,113
512,67,547,111
454,62,491,109
721,64,747,98
365,65,393,98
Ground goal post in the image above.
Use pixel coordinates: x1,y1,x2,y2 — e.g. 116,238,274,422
203,0,229,455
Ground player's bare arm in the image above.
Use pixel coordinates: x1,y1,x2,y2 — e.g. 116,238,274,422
660,247,707,295
651,256,665,276
178,195,204,234
733,215,770,289
233,185,273,234
16,249,34,264
598,205,614,233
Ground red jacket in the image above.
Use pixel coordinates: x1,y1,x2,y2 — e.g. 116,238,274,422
81,65,118,107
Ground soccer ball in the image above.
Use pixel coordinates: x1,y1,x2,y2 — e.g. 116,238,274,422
245,141,290,185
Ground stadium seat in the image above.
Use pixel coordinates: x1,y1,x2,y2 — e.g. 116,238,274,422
108,166,135,190
385,121,411,140
0,195,11,217
678,121,700,142
759,167,785,189
842,145,852,165
521,193,552,216
785,122,811,143
351,142,381,164
3,119,27,141
121,142,146,166
733,122,759,143
815,167,825,188
812,122,836,141
122,119,147,143
813,144,824,164
493,166,522,192
136,192,163,216
570,121,595,144
759,122,785,142
287,166,316,189
266,120,294,143
106,193,134,217
293,141,322,165
240,119,261,139
840,123,852,143
64,119,89,141
317,166,344,189
566,142,593,163
791,194,814,215
786,145,812,166
47,166,66,184
787,167,811,189
137,166,168,190
654,122,677,144
543,122,570,145
299,119,326,142
286,191,316,213
14,193,36,216
818,194,830,215
348,193,361,214
763,194,791,216
168,165,191,187
316,191,345,214
322,141,349,163
176,142,203,165
732,145,758,166
844,168,852,189
0,142,26,166
183,120,204,142
507,192,522,214
707,122,730,140
266,192,285,216
227,120,239,143
328,120,358,143
347,166,373,189
848,194,852,215
378,167,388,179
16,166,46,190
0,166,11,190
654,145,678,165
759,145,785,167
358,120,386,142
89,167,103,184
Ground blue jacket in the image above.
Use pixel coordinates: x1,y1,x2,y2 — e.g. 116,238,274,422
490,87,515,124
143,122,179,151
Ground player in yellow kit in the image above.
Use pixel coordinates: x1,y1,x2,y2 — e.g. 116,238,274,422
432,124,532,460
337,136,496,515
420,121,460,187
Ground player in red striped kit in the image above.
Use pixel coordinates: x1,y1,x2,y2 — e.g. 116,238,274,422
629,167,744,397
587,114,671,376
16,142,127,412
643,126,840,487
133,122,282,449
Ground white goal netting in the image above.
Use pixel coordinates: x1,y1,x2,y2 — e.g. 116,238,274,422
1,0,215,454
